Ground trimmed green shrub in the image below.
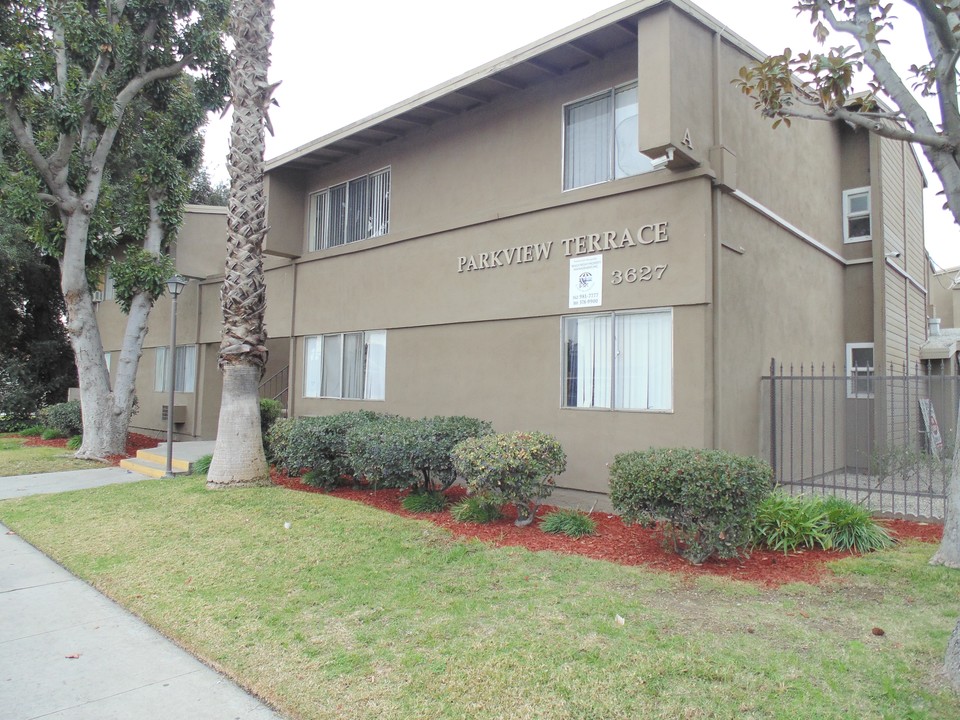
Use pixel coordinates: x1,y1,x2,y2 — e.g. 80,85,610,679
259,398,284,437
267,411,392,486
452,431,566,527
752,491,831,553
539,509,597,538
450,496,503,524
18,424,45,437
609,448,772,564
41,428,65,440
347,415,493,492
401,491,448,513
193,454,213,476
39,400,83,436
66,435,83,451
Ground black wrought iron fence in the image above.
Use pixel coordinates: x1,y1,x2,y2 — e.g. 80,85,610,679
761,359,956,519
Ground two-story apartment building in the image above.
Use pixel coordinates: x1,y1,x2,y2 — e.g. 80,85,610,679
98,0,928,505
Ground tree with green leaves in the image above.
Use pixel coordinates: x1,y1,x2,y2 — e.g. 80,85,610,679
735,0,960,689
0,218,76,427
205,0,276,488
188,166,229,206
0,1,228,458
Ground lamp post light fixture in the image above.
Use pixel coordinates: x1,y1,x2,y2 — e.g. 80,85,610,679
165,274,188,477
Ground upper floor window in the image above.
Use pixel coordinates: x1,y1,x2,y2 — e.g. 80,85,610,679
563,309,672,411
846,342,874,398
563,82,654,191
303,330,386,400
842,187,871,243
155,345,197,393
309,168,390,251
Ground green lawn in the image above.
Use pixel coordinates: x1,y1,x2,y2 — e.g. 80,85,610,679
0,435,102,476
2,476,959,720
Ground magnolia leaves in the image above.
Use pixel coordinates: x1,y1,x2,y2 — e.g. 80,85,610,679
108,247,175,314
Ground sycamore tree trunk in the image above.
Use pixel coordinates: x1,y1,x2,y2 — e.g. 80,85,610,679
61,212,127,458
206,0,274,489
61,197,167,459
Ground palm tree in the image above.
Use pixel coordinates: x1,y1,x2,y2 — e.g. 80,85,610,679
206,0,276,488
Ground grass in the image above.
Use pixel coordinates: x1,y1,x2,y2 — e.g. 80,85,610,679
0,435,104,476
1,476,959,719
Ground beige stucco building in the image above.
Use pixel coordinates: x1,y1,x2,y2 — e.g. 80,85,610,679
98,0,929,505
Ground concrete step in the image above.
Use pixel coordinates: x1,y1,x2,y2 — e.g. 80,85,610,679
119,448,193,479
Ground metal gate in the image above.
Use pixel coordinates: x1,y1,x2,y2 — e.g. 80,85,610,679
762,359,956,519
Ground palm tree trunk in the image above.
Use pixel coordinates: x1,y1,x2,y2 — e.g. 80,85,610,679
206,0,275,489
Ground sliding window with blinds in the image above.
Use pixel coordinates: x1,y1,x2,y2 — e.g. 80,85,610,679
563,82,654,191
563,309,672,411
303,331,387,401
308,168,391,251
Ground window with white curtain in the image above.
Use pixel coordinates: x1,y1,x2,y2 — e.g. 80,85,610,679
563,309,672,411
308,168,390,251
303,330,387,400
563,82,654,191
154,345,197,393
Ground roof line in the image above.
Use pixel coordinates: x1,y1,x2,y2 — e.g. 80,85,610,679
266,0,767,172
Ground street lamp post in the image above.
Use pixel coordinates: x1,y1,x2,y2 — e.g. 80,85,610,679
165,274,188,477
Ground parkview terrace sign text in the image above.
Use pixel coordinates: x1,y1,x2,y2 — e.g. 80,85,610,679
456,222,669,273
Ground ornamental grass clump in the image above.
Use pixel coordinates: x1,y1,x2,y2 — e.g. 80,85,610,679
609,448,772,564
752,491,831,553
540,508,597,538
401,491,448,513
450,496,504,523
193,454,213,476
752,492,894,554
452,431,566,526
818,495,895,552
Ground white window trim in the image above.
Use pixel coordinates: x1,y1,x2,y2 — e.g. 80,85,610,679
302,331,386,401
561,307,674,412
842,187,872,244
846,342,874,398
308,167,391,252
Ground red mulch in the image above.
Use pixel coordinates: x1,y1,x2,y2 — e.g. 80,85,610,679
21,432,157,466
271,469,944,588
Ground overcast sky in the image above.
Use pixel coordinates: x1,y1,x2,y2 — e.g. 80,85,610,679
202,0,960,268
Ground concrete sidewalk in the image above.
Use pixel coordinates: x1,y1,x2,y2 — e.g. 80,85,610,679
0,448,285,720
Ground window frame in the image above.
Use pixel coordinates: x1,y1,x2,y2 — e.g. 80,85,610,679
842,187,872,243
308,167,391,252
561,307,673,412
302,330,387,401
845,342,875,398
154,345,198,393
561,80,653,192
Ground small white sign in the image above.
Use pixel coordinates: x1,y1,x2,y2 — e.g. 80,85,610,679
569,255,603,309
